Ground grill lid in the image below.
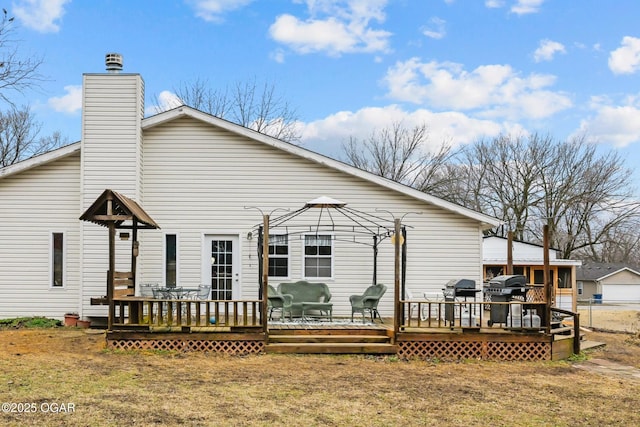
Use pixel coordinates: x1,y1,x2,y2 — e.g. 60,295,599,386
445,278,477,289
488,274,527,288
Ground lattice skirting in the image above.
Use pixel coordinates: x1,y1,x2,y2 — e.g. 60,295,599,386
108,339,264,355
397,340,551,361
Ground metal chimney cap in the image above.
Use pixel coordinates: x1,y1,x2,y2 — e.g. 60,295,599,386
105,53,123,73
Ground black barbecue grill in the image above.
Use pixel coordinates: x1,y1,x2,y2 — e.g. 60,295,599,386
485,274,529,326
442,279,480,324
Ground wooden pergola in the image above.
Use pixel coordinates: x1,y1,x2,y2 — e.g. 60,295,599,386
80,189,160,329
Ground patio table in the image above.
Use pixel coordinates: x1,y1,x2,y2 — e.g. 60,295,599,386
152,287,200,299
300,302,333,321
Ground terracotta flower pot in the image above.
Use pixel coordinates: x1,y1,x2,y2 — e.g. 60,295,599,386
76,320,91,329
64,313,79,327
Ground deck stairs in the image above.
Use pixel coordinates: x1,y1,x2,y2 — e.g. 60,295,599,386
266,327,397,354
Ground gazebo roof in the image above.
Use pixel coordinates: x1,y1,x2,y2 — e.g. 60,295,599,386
79,189,160,229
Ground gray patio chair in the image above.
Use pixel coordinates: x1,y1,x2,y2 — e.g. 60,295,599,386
267,284,293,321
350,283,387,323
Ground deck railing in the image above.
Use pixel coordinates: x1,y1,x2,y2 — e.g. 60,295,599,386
400,299,549,331
111,297,263,329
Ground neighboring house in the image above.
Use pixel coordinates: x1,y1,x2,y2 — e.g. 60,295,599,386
576,262,640,303
0,54,499,321
482,236,582,311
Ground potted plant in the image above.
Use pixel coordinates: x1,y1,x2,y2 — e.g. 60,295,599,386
64,313,79,327
76,319,91,328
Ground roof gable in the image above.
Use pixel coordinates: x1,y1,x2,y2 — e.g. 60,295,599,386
577,262,640,281
142,106,501,229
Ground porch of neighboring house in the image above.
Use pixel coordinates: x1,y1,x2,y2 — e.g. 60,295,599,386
81,190,580,361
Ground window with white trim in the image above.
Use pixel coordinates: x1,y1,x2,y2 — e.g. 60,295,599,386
304,234,332,278
165,234,177,287
268,234,289,277
51,232,64,287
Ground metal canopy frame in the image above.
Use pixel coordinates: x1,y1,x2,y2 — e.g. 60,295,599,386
251,197,409,334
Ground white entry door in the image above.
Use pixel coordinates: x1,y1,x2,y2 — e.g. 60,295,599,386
204,235,240,300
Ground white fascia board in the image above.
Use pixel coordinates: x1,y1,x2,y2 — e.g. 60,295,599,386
142,107,501,229
0,142,81,179
484,258,582,267
597,267,640,281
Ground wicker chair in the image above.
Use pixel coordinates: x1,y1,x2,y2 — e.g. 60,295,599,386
267,284,293,321
349,283,387,323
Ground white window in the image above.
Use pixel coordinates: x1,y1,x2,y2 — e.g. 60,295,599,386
51,232,65,287
304,234,332,278
165,234,178,287
268,234,289,278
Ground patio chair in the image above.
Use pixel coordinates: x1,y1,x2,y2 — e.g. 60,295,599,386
405,288,421,320
195,285,211,300
267,284,293,321
350,283,387,323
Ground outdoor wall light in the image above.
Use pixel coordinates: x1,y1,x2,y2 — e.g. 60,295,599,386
119,232,130,241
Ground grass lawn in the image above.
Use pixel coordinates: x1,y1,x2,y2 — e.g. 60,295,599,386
0,323,639,426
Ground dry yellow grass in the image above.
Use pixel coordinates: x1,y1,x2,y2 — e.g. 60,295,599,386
0,327,639,427
577,308,640,333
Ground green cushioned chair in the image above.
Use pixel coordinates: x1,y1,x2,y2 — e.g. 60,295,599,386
350,283,387,323
267,284,293,321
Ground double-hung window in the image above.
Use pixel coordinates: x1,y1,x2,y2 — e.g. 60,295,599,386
268,234,289,278
304,234,332,278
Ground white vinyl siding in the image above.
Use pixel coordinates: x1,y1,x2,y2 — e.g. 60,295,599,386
140,117,484,317
0,152,81,318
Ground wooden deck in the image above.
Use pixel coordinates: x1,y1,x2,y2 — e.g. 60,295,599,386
104,298,580,360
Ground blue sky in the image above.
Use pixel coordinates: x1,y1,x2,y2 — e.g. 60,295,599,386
7,0,640,189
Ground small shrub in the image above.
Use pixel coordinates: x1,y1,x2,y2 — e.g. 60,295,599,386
0,317,62,329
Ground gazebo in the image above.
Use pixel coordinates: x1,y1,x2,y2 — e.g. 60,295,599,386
253,196,409,333
80,189,160,329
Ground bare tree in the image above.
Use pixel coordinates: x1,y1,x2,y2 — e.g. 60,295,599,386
342,121,456,190
434,132,640,261
0,9,44,105
0,106,66,167
155,77,301,143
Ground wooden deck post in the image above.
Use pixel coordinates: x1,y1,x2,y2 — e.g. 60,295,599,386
262,215,269,335
393,218,401,341
506,231,513,275
543,225,551,334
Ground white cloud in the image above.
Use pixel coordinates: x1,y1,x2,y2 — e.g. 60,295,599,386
533,39,566,62
187,0,255,23
485,0,505,7
608,36,640,75
382,58,572,120
12,0,70,33
511,0,545,15
269,0,392,57
47,85,81,113
299,105,517,158
577,97,640,147
422,17,446,40
146,90,183,115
